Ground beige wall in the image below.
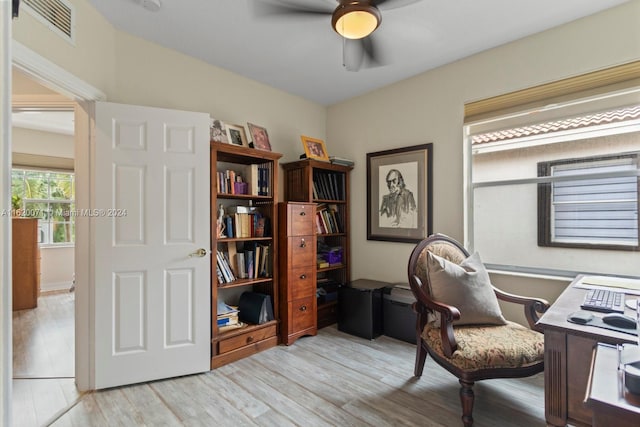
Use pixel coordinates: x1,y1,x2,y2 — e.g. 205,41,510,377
12,127,74,158
40,246,75,292
326,2,640,303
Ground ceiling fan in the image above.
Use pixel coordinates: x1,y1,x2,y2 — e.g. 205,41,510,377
252,0,422,71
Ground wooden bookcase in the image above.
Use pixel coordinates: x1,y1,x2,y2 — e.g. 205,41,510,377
210,141,282,368
281,159,352,328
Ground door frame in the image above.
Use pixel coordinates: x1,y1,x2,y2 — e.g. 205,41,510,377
10,41,106,392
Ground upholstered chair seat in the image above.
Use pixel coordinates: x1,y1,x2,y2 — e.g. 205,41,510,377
422,321,544,372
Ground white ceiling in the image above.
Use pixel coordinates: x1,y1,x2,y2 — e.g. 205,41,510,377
83,0,628,106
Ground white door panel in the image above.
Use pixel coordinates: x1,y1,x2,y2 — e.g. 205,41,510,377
93,102,210,389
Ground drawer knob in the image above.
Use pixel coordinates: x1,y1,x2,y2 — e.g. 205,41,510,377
246,335,254,343
299,239,306,248
300,274,306,279
299,305,307,312
300,211,306,216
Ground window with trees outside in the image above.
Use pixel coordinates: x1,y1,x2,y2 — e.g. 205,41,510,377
11,168,75,245
465,63,640,278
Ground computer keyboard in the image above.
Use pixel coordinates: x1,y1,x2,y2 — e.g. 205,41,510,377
581,289,625,313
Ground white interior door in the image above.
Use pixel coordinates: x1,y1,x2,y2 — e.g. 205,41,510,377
93,101,210,389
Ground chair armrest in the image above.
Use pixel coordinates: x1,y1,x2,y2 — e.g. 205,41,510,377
493,286,550,332
410,275,460,357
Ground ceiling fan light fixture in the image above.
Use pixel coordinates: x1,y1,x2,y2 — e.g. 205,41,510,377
332,2,381,40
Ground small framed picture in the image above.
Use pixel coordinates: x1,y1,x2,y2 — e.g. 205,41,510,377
301,135,329,161
226,124,248,147
247,123,272,151
210,118,229,143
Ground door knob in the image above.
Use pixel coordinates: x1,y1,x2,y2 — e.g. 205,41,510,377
189,248,208,258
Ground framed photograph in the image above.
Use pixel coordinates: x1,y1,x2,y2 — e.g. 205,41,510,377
367,143,433,243
301,135,329,161
210,118,229,143
247,122,272,151
226,123,248,147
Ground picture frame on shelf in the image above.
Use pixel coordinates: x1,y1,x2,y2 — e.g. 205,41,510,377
301,135,329,161
366,143,433,243
210,118,229,143
226,123,249,147
247,122,272,151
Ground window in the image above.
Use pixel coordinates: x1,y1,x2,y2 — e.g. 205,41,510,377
466,100,640,278
538,153,639,250
11,168,75,245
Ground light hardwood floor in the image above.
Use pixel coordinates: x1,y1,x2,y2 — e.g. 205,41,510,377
14,294,546,427
13,292,82,427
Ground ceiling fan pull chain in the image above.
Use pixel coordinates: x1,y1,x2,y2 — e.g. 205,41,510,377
342,35,346,68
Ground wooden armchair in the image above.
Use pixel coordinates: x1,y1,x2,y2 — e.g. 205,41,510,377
407,234,549,427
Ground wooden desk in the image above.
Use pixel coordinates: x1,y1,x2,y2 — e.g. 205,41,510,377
585,344,640,427
538,276,637,426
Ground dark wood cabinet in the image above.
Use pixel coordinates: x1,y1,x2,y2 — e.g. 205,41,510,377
210,141,282,368
12,218,40,311
278,202,317,345
281,159,352,328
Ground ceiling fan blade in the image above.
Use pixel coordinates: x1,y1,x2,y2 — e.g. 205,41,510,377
343,34,385,72
251,0,334,17
372,0,423,10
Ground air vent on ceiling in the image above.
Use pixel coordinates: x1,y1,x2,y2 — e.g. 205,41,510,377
23,0,74,41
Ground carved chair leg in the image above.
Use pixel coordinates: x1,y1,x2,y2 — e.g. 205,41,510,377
414,342,427,377
459,379,475,427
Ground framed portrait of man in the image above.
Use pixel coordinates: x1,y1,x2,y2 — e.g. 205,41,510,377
366,144,433,243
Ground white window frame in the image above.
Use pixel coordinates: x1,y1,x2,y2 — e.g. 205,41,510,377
12,168,75,246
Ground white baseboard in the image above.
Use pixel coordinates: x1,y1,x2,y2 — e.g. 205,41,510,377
40,281,73,293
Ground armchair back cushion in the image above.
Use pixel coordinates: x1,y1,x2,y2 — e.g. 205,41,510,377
425,251,507,326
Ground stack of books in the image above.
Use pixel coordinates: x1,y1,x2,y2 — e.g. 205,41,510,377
217,301,243,332
329,156,354,166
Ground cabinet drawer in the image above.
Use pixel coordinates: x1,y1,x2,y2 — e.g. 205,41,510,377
288,204,315,236
290,267,315,299
288,236,314,267
218,324,277,354
291,296,316,331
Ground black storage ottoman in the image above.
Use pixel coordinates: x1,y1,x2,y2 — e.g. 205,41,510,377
383,283,417,344
338,279,388,340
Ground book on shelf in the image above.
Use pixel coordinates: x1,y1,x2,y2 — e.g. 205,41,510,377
218,321,246,333
316,203,342,234
329,156,354,166
217,301,239,316
216,251,236,284
236,252,247,279
217,315,239,326
217,302,239,326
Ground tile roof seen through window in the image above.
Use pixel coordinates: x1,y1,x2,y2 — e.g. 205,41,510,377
472,105,640,145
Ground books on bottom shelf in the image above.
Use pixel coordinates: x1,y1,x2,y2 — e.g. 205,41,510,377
217,301,245,332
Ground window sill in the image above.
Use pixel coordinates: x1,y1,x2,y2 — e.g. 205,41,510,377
39,244,75,249
485,266,575,283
